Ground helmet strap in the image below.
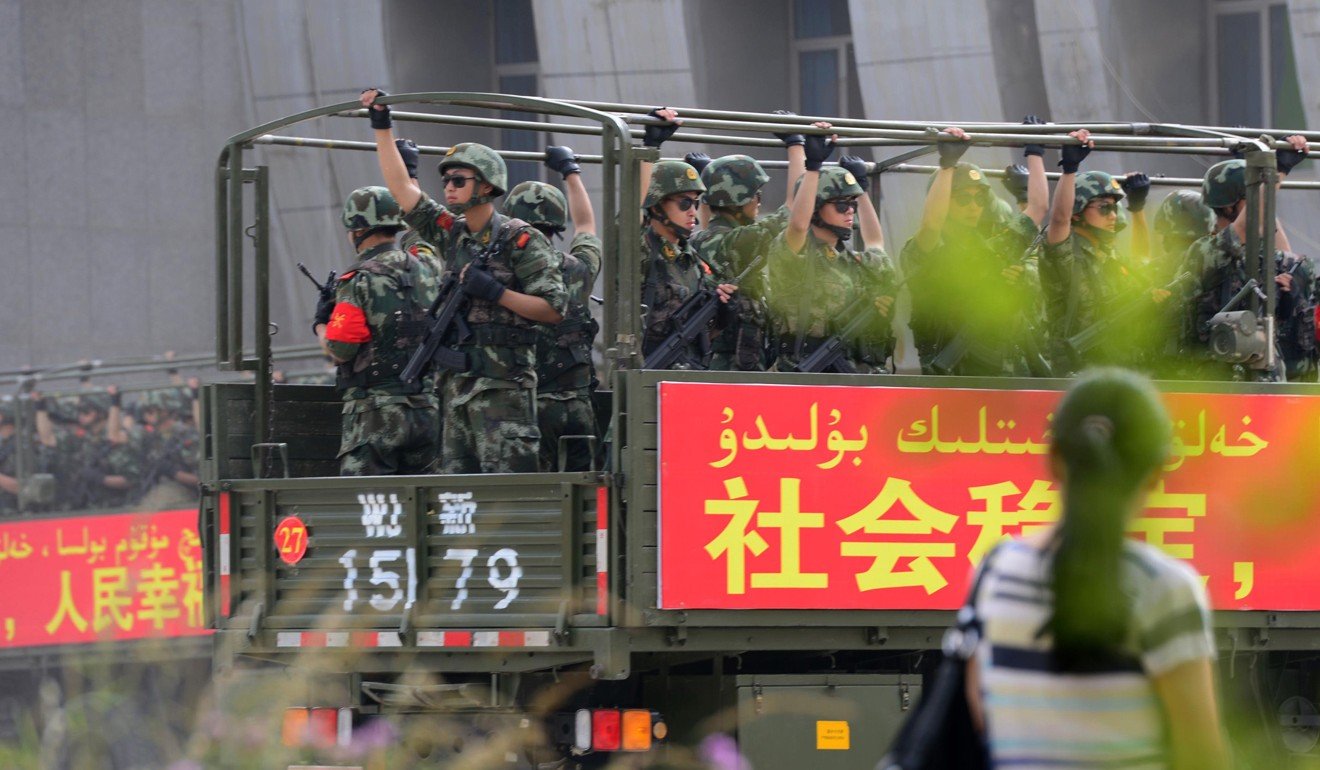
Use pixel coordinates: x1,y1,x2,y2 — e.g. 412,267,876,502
649,206,692,243
811,212,852,244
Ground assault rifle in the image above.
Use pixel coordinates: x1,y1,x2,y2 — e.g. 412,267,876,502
401,270,470,384
792,290,896,374
402,234,512,384
1066,271,1197,360
643,254,764,370
297,262,337,295
930,226,1052,377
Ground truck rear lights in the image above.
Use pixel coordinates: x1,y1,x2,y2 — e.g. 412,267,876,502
281,707,353,748
621,709,652,751
572,708,663,752
591,708,622,751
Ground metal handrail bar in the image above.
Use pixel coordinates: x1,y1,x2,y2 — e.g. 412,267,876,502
556,98,1320,144
880,163,1320,190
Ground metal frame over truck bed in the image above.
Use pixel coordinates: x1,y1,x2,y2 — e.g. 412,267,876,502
203,93,1320,766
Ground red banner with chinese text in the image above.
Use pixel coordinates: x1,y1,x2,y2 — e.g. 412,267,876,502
0,509,209,648
658,382,1320,611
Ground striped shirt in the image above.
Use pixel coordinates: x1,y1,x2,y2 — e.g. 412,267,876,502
973,538,1215,769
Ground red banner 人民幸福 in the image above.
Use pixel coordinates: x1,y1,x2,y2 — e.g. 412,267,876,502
658,382,1320,611
0,509,208,648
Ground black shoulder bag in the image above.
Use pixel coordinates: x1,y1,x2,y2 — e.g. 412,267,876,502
878,544,1002,770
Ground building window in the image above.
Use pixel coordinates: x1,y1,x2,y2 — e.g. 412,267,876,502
1210,1,1305,129
494,0,541,188
790,0,858,119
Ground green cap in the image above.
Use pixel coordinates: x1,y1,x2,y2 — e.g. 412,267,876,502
643,160,705,209
502,181,568,232
701,155,769,208
341,186,403,230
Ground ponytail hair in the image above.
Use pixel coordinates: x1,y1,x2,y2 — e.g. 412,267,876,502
1044,368,1171,668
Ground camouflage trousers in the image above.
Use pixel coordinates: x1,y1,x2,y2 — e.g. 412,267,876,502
440,375,541,474
538,390,599,472
338,402,440,476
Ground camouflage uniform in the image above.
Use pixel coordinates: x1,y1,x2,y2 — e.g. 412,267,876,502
504,181,603,472
902,162,1043,376
404,145,567,473
136,416,201,510
1182,227,1317,381
537,233,602,471
767,167,897,372
1039,172,1144,374
639,161,721,367
325,187,442,476
690,155,786,371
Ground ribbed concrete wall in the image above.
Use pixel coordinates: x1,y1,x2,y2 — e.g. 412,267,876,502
0,0,249,371
0,0,393,374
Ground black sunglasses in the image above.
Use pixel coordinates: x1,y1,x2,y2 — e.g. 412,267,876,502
442,174,477,189
670,196,700,212
828,198,859,214
952,189,986,205
1090,201,1119,216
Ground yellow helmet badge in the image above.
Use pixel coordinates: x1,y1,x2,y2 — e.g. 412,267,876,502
842,171,857,185
686,167,698,180
968,169,983,181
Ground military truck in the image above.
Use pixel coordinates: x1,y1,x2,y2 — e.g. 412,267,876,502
201,93,1320,767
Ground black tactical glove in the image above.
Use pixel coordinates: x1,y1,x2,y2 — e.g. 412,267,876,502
1022,114,1046,158
108,389,122,409
937,136,969,169
313,273,337,330
362,88,392,130
1059,141,1090,174
462,265,506,302
684,152,712,176
1121,172,1151,212
771,109,805,147
643,108,679,148
839,156,870,192
1277,143,1308,175
803,133,835,171
395,138,420,178
1002,163,1030,203
544,146,581,177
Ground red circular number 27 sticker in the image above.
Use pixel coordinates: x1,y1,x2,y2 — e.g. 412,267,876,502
274,516,309,565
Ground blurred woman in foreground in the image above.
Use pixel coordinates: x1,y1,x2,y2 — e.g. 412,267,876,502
967,368,1228,769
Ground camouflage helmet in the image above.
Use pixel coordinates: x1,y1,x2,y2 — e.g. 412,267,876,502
0,398,13,426
142,388,189,417
925,162,991,195
438,142,508,197
341,186,403,230
814,166,865,206
1072,170,1125,215
643,160,705,209
502,181,568,232
701,155,770,208
1201,159,1246,209
1153,190,1215,240
77,392,112,417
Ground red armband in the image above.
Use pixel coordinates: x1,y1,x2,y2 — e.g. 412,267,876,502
324,302,371,343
